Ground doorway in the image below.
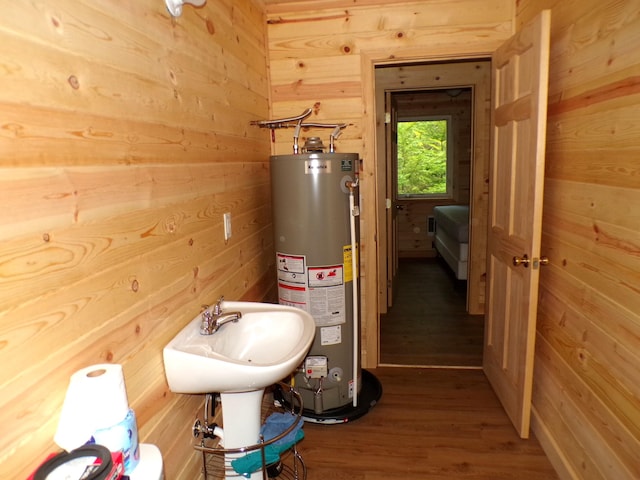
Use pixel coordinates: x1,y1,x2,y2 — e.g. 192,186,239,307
374,60,492,367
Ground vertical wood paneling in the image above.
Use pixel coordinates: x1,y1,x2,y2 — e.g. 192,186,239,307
266,0,513,366
0,0,272,478
518,1,640,478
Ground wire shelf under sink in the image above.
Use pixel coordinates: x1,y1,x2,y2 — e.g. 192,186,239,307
195,383,307,480
200,447,306,480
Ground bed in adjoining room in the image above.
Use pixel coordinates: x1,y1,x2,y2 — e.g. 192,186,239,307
433,205,469,280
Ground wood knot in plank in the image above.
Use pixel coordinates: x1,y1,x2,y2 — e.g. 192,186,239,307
68,75,80,90
206,18,215,35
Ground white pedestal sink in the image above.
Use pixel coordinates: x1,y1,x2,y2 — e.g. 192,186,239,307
163,301,316,479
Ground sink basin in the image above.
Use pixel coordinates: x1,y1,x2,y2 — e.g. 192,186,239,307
163,301,316,394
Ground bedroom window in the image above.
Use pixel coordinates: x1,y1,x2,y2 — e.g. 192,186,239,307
396,117,452,198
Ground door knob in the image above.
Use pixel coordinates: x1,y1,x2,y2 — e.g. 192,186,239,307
512,254,530,267
533,256,549,268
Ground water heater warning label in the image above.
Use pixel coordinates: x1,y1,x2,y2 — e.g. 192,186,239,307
343,244,359,283
309,265,343,287
276,253,308,309
308,265,345,326
276,253,346,327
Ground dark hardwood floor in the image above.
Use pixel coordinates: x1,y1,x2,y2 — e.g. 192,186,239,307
296,259,558,479
380,257,484,367
298,368,559,479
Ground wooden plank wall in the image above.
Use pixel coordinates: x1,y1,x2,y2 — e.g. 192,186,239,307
265,0,513,366
516,1,640,479
0,1,273,478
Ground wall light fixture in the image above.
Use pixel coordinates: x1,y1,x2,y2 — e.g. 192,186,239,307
165,0,206,17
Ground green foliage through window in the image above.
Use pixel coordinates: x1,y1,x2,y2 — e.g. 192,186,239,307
397,119,448,196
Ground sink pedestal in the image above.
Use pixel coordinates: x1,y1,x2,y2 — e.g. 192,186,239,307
220,389,264,480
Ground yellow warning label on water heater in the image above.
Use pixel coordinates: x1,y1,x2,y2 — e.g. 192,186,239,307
343,244,359,282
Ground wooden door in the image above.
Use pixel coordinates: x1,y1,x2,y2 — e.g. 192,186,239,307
385,92,399,308
483,10,551,438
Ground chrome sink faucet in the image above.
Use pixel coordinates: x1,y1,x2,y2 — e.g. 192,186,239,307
200,297,242,335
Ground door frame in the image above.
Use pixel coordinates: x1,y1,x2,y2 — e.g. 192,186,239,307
360,49,498,368
380,81,485,314
384,91,399,311
373,61,491,313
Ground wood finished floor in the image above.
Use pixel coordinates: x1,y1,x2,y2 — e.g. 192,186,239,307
297,367,559,479
294,259,558,479
380,258,484,367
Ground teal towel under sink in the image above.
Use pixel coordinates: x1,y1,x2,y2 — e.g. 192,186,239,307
231,412,304,476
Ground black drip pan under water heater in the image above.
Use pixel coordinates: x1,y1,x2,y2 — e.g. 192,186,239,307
275,369,382,424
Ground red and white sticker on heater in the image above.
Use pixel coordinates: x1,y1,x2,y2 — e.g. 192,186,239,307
308,265,343,287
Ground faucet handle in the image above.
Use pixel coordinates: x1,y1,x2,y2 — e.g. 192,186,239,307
199,305,212,335
213,296,224,315
200,305,212,326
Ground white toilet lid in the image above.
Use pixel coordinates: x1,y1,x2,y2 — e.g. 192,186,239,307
128,443,163,480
